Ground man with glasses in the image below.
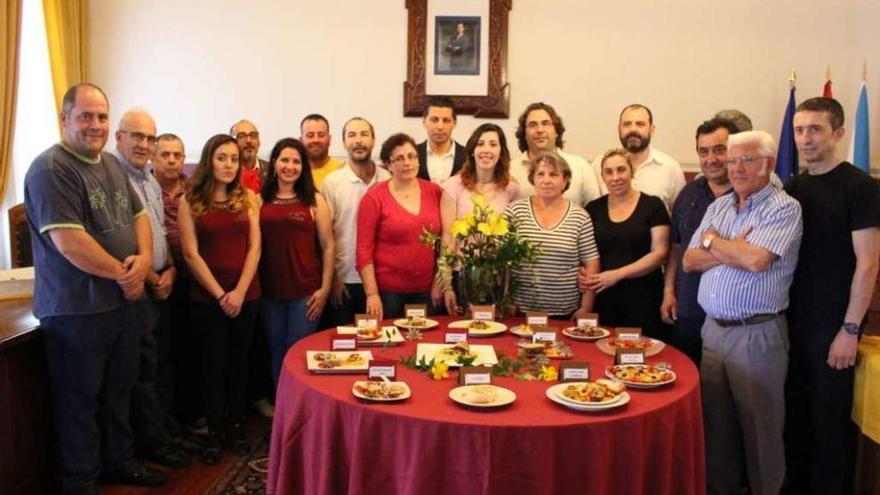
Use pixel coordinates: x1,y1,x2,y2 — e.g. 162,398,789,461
321,117,390,325
784,97,880,494
25,84,165,493
683,131,802,495
661,118,739,365
230,119,268,192
512,101,601,206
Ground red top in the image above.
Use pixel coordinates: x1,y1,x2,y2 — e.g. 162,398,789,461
190,204,260,303
240,166,262,193
356,179,442,294
260,199,322,300
161,179,186,269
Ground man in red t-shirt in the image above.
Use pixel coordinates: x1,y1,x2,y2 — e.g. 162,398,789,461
230,119,268,193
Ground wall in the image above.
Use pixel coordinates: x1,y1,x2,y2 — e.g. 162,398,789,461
89,0,880,169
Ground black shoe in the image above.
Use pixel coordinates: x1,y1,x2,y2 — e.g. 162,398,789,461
225,424,251,455
170,435,205,456
146,444,191,469
100,461,167,487
66,482,100,495
200,432,223,465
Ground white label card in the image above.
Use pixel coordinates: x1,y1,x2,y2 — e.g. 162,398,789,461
577,318,598,328
368,365,396,379
533,331,557,343
473,311,493,321
563,368,589,380
464,373,492,385
620,353,645,364
527,315,548,326
357,318,378,328
445,333,468,343
618,332,640,341
332,339,356,350
406,308,426,317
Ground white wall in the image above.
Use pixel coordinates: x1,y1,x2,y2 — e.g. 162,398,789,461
89,0,880,170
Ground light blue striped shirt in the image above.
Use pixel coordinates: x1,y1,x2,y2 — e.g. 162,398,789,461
690,184,802,320
116,152,169,272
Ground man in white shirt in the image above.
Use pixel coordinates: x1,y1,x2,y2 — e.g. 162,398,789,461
416,96,466,183
511,102,601,206
594,104,685,210
321,117,390,326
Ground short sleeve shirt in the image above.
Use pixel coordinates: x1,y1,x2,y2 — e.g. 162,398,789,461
24,143,145,318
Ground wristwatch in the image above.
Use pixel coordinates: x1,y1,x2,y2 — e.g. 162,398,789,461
702,234,715,250
842,322,861,336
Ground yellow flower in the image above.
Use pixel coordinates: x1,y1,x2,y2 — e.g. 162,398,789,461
477,214,509,236
431,360,450,380
539,365,558,382
471,194,487,208
464,213,477,227
451,219,470,237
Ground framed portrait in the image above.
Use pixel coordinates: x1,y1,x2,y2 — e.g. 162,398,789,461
403,0,511,118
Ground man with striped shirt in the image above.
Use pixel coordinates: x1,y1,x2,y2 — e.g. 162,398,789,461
683,131,802,495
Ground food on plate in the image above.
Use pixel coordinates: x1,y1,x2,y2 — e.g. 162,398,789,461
517,340,574,359
405,315,427,327
353,381,407,399
568,325,607,338
469,320,491,331
605,337,655,350
515,324,534,336
437,341,478,361
356,326,382,340
561,379,626,403
607,365,675,384
313,352,366,369
462,385,498,404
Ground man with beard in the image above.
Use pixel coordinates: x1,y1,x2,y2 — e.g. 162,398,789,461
300,113,344,190
321,117,390,324
24,83,165,493
114,109,190,470
784,97,880,495
230,119,268,193
416,96,466,183
595,104,685,210
511,102,601,206
660,118,738,366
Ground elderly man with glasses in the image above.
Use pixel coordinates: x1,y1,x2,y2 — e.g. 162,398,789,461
230,119,269,192
683,130,803,495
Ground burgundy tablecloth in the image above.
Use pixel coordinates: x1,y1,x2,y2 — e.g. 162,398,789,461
267,318,705,495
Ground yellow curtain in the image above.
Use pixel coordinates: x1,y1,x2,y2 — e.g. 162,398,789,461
0,0,22,202
43,0,88,115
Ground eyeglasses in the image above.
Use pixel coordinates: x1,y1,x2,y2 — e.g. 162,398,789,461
119,130,158,145
725,155,768,166
235,131,260,141
390,152,418,165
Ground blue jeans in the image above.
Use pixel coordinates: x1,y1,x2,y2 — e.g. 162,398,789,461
262,297,317,386
379,291,430,319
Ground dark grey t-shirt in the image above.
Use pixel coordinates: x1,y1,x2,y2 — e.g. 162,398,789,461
24,143,144,318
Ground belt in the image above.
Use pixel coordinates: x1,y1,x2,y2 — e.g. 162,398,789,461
713,313,780,328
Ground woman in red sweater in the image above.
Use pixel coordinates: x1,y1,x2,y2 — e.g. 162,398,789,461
259,138,334,386
356,133,447,321
178,134,261,464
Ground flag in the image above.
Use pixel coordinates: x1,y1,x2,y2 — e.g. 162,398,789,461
823,79,833,98
776,86,799,182
848,81,871,173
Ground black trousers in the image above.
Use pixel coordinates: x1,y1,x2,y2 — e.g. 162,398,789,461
785,322,857,495
672,315,704,367
168,273,200,424
190,300,258,432
131,297,177,452
41,303,141,491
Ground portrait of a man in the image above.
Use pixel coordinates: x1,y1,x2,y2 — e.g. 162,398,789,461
434,16,480,75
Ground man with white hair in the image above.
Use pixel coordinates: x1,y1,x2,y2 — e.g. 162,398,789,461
683,130,803,495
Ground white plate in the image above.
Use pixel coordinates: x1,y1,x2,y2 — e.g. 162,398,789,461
509,324,535,337
416,343,498,367
351,381,412,402
605,365,677,388
449,385,516,408
306,351,373,374
448,319,508,337
561,326,611,341
595,337,666,357
335,326,405,346
545,383,631,411
548,382,623,406
392,318,440,330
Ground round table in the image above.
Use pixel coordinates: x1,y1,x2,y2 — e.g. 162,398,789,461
267,317,705,495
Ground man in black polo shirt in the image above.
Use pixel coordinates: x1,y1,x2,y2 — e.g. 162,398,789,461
785,97,880,494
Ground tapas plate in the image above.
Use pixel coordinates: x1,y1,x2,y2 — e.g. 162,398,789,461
545,383,631,411
416,343,498,367
351,381,412,402
449,385,516,408
509,324,536,337
561,326,611,341
336,326,405,346
596,337,665,357
306,351,373,374
605,364,677,388
393,317,440,330
448,319,508,337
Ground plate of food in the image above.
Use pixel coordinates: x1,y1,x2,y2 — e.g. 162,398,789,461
516,340,574,359
562,325,611,341
448,319,508,337
596,337,665,357
449,384,516,408
336,326,405,346
306,351,373,374
509,324,536,337
545,380,630,411
605,364,677,388
416,342,498,367
351,380,412,401
393,315,440,330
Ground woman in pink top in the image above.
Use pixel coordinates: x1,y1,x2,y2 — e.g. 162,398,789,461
357,133,448,321
439,123,519,314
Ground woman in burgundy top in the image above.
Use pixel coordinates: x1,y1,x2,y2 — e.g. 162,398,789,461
357,133,447,320
178,134,261,464
259,138,334,386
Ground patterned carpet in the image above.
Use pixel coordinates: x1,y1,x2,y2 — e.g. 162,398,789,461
205,417,272,495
